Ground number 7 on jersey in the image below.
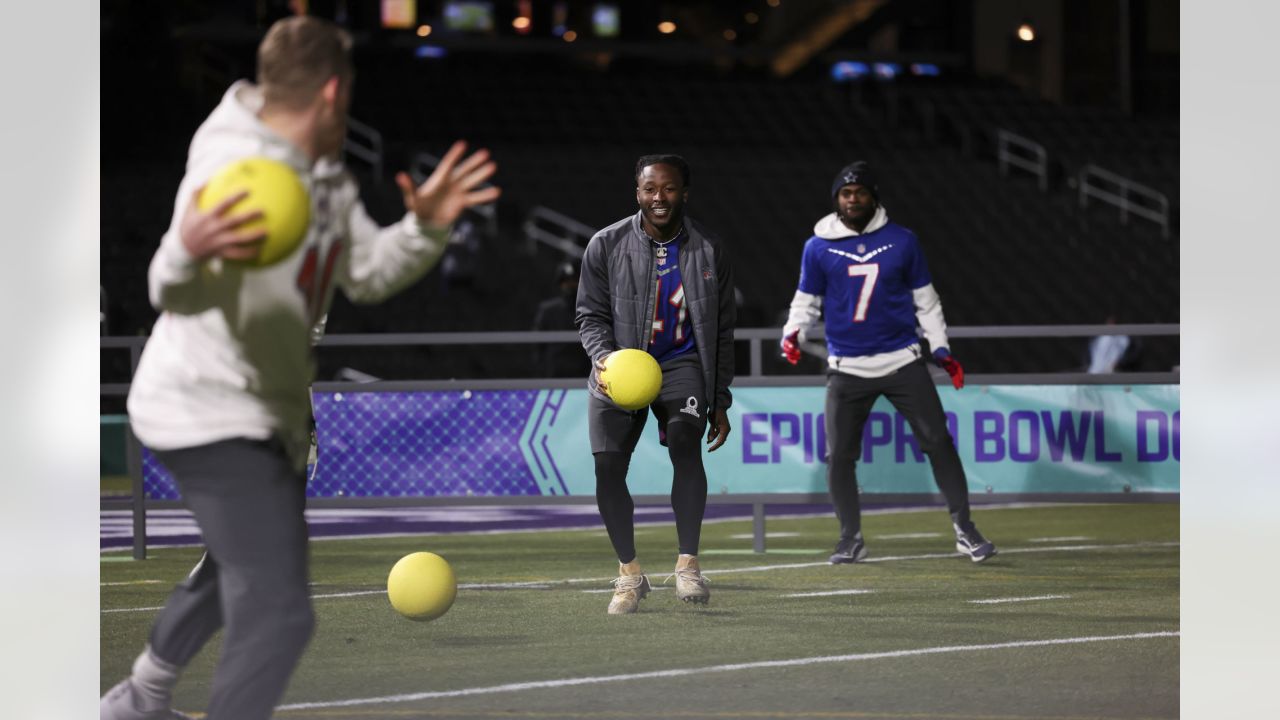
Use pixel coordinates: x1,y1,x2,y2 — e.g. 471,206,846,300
847,263,879,322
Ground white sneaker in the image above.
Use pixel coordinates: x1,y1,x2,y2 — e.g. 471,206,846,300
607,560,651,614
101,647,190,720
673,554,710,605
99,679,193,720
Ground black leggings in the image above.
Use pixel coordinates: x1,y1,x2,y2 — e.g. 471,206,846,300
595,419,708,562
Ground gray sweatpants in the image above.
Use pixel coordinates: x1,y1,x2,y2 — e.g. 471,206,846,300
149,438,315,719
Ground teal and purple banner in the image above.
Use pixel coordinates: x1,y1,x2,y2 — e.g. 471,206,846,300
141,385,1179,499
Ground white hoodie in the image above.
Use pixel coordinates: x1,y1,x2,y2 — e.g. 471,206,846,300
127,81,449,465
784,206,950,378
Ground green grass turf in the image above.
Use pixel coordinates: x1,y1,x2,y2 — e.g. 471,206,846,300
100,503,1179,719
100,474,131,497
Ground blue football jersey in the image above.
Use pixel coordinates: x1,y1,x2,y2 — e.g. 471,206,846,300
648,235,696,363
797,222,932,358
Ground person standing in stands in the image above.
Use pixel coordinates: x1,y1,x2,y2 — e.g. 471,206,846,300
532,260,591,377
576,154,736,614
780,161,996,565
102,16,499,720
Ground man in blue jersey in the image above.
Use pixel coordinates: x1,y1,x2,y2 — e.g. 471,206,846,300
781,161,996,564
576,155,736,613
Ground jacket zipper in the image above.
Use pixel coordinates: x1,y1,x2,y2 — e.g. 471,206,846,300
641,239,658,349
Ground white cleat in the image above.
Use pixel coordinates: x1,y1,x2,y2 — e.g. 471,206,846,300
673,554,710,605
607,560,651,614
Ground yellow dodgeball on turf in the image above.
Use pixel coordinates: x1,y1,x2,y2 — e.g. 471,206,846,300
599,348,662,411
387,552,457,621
197,156,310,267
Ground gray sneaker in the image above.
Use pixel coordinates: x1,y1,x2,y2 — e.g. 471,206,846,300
100,679,193,720
829,534,868,564
955,525,997,563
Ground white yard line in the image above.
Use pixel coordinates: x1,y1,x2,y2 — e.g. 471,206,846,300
1028,536,1092,543
784,589,875,598
103,605,165,614
970,594,1071,605
101,502,1077,554
102,541,1179,614
100,580,163,587
276,631,1180,711
581,586,671,594
876,532,943,540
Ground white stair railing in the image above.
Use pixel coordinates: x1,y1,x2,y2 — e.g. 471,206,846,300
1078,164,1171,239
997,129,1049,191
522,205,596,258
343,116,383,182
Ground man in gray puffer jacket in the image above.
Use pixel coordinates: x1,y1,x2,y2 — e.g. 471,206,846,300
576,154,736,614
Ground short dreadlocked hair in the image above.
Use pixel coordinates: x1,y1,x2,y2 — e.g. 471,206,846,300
635,154,691,187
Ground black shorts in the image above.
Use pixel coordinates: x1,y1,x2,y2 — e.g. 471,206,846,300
588,352,706,454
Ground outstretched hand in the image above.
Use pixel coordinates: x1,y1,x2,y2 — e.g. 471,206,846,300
395,140,501,228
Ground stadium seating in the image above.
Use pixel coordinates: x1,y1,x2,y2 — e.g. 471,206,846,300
101,49,1178,383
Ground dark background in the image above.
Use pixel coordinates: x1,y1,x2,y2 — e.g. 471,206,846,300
100,0,1178,390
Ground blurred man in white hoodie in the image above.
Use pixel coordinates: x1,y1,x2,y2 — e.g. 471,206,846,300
102,16,499,720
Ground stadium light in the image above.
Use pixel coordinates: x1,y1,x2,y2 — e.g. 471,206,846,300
745,12,759,24
1016,22,1036,42
563,30,578,42
830,61,869,82
658,21,677,34
514,0,532,34
416,24,433,37
873,62,900,80
593,4,620,37
723,29,737,41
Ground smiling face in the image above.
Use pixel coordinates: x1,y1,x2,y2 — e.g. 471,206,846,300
836,183,877,230
635,162,688,240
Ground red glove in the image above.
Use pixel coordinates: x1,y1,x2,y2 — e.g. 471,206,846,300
933,348,965,390
780,331,801,365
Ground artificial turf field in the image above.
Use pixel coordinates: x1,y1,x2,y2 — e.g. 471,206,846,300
100,503,1179,719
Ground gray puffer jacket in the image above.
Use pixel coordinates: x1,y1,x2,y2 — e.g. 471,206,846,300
575,212,736,412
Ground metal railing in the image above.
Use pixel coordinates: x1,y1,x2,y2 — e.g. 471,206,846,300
101,324,1181,397
522,205,596,258
1078,164,1171,238
997,129,1049,192
342,116,383,182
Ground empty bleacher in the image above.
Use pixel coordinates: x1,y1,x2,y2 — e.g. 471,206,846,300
102,46,1178,387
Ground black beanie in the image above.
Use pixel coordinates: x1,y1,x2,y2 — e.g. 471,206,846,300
831,161,879,200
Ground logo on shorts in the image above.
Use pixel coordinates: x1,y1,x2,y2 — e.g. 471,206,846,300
680,396,700,418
